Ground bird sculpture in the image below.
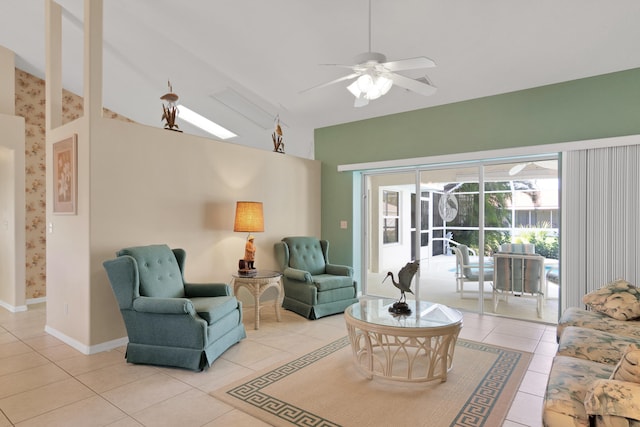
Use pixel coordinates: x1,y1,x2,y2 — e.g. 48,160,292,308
383,260,419,314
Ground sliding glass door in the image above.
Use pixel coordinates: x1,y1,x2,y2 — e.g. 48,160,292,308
361,156,559,322
364,171,419,299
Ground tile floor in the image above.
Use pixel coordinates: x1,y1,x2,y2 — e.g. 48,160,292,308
0,302,556,426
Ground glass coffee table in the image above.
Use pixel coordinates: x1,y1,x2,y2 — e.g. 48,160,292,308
344,298,463,383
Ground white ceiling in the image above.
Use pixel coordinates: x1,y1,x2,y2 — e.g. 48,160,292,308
2,0,640,158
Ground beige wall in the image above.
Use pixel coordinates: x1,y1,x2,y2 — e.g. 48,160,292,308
42,0,320,352
0,46,26,311
45,117,320,350
14,68,133,302
0,115,26,311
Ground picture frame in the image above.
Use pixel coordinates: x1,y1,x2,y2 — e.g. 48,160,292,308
52,135,77,215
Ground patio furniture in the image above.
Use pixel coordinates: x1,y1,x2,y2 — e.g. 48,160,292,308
492,252,545,318
451,244,493,299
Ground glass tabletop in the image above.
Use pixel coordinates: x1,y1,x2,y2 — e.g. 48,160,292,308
347,298,463,329
232,270,282,279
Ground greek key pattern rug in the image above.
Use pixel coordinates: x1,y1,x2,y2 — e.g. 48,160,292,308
212,336,530,427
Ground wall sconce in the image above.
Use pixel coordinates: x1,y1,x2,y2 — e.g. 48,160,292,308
233,201,264,276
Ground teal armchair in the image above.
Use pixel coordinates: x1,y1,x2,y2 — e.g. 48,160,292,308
274,236,358,319
103,244,246,371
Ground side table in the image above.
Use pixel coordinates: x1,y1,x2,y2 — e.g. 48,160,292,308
232,270,283,330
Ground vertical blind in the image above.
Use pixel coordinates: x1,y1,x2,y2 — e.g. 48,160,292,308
563,144,640,309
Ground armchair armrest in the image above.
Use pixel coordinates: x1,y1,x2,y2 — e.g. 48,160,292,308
326,263,353,277
585,379,640,421
133,297,196,315
283,267,312,283
184,282,231,297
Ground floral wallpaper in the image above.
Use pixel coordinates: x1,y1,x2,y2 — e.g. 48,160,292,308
14,68,132,300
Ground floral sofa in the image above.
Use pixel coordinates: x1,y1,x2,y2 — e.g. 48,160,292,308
543,280,640,427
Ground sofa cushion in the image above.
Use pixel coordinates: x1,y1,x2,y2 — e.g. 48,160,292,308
190,296,238,325
312,274,354,292
558,326,640,365
583,279,640,321
543,356,614,426
611,345,640,383
558,307,640,341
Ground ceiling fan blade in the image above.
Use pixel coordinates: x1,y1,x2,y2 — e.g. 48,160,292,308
300,72,359,93
319,63,360,70
533,160,558,170
383,56,436,72
509,163,528,176
389,73,437,96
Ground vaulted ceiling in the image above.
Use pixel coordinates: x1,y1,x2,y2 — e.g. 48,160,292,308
2,1,640,158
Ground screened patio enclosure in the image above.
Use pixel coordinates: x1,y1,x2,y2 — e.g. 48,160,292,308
362,156,560,323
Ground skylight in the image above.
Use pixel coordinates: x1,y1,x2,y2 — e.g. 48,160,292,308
176,105,237,140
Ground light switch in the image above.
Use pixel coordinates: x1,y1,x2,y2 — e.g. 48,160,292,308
340,220,348,229
48,223,53,233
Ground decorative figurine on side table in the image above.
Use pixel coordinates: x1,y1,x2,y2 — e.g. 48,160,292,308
383,260,419,315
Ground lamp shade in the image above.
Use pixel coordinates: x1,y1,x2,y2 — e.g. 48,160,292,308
233,201,264,232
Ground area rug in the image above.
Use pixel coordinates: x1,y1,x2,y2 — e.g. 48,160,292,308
211,336,532,427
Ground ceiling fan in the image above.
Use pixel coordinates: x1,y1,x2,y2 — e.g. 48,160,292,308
508,160,558,176
307,0,437,107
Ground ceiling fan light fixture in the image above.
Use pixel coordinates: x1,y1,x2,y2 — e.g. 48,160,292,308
375,74,393,95
365,85,383,100
348,73,393,102
347,80,362,97
356,74,374,92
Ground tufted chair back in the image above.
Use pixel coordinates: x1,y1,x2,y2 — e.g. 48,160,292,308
117,244,185,298
281,236,328,276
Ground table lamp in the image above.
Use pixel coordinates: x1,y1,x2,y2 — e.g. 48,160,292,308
233,201,264,277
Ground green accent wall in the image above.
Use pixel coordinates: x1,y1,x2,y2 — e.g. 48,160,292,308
315,68,640,266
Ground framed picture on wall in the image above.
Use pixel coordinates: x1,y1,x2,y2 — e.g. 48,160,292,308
52,135,77,215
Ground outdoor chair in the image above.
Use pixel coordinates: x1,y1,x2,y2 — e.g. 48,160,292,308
452,244,493,299
492,252,545,318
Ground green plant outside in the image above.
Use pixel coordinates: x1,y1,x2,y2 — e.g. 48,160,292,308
515,225,559,259
447,183,558,259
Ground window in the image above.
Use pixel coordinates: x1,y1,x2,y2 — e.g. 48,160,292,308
382,190,399,244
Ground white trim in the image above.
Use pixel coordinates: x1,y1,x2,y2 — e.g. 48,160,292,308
27,297,46,305
0,300,27,312
45,324,128,355
338,134,640,172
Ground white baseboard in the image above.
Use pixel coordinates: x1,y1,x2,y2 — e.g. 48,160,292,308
26,297,46,305
0,300,27,312
44,325,128,355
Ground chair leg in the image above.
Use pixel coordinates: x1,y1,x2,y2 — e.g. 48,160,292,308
537,293,543,318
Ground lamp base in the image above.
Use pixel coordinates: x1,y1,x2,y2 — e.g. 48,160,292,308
238,259,257,277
